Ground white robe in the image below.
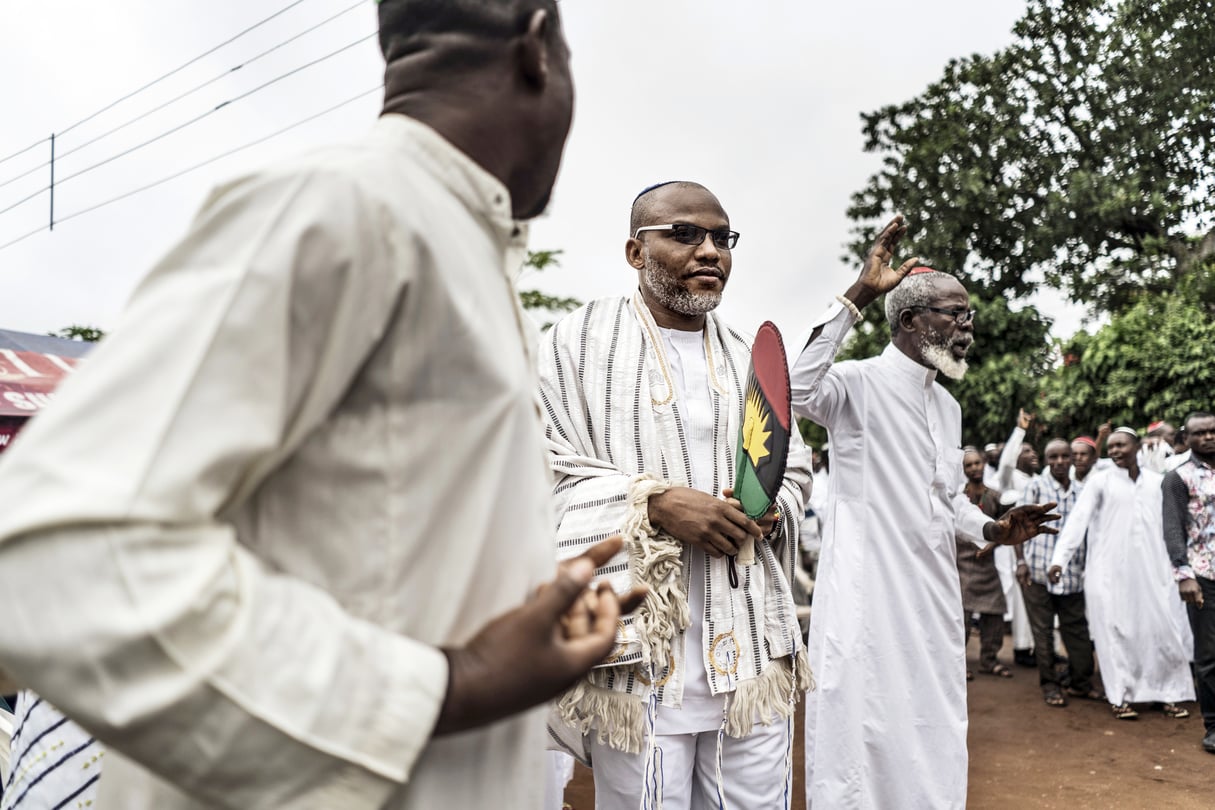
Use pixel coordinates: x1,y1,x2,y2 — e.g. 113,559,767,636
1050,467,1195,705
791,304,990,810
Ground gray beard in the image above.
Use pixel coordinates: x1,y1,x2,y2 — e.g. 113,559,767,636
919,331,969,380
642,255,722,316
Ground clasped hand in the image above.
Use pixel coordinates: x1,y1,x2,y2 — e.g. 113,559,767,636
647,486,774,558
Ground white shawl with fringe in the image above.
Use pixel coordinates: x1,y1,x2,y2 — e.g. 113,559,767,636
539,293,812,757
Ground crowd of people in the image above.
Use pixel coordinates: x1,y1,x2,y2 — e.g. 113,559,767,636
927,411,1211,739
0,2,1211,809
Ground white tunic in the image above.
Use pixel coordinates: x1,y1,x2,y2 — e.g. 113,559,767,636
790,304,990,810
0,115,555,809
1050,467,1195,705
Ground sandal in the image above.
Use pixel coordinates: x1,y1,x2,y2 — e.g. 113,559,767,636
1066,686,1106,702
979,663,1013,678
1111,703,1139,720
1162,703,1190,719
966,670,974,681
1043,687,1068,708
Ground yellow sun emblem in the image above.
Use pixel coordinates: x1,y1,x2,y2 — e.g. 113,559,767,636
742,388,772,467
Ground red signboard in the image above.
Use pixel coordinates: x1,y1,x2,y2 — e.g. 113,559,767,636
0,349,81,418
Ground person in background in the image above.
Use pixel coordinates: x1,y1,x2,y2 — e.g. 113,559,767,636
1161,411,1215,753
1050,427,1194,721
1015,439,1099,708
957,447,1009,680
994,409,1039,668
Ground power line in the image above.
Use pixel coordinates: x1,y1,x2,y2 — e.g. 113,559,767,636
0,86,381,254
0,32,375,216
0,0,367,194
0,138,48,172
58,0,311,138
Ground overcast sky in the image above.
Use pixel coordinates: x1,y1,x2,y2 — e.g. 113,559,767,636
0,0,1086,342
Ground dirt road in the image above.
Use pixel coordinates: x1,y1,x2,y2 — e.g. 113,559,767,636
563,635,1212,808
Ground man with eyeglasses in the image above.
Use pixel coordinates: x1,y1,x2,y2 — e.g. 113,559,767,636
539,181,812,808
1162,411,1215,753
789,219,1059,809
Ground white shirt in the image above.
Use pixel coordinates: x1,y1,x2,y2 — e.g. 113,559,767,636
0,115,556,809
790,304,990,810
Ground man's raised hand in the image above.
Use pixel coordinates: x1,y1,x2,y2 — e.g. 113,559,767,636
847,214,921,310
434,536,645,735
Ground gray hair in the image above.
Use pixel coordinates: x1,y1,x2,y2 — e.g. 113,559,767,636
884,270,952,333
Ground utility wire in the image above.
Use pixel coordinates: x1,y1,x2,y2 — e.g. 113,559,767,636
0,32,375,214
58,0,311,138
0,86,381,254
0,138,48,171
0,0,366,194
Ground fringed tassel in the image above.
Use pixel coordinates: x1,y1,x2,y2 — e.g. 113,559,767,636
724,651,813,739
623,475,691,667
556,680,649,755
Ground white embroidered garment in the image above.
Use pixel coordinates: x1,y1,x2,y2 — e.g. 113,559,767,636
0,115,556,809
539,294,811,757
1050,466,1195,705
790,304,991,810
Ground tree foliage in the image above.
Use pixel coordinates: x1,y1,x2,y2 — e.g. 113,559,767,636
50,325,105,342
519,249,580,329
1039,292,1215,438
847,0,1215,314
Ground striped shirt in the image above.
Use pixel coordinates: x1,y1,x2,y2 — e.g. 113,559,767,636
1018,471,1085,594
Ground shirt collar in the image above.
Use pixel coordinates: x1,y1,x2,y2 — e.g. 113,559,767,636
371,114,528,269
879,341,937,386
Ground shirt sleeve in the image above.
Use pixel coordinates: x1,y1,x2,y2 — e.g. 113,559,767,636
0,169,447,807
996,425,1026,493
953,492,994,547
789,302,856,428
1161,469,1195,580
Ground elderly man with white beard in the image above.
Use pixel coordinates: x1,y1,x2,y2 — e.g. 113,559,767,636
790,216,1059,810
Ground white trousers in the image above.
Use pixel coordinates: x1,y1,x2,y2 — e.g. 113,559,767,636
995,546,1033,650
589,719,791,810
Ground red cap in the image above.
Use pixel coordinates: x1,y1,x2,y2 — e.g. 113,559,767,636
1071,436,1097,449
908,266,937,275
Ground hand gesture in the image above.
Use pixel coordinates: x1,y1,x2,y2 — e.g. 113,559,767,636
648,486,761,558
1096,421,1112,439
976,502,1060,558
1015,561,1031,588
435,536,646,735
1017,408,1034,431
1179,578,1205,608
856,215,920,297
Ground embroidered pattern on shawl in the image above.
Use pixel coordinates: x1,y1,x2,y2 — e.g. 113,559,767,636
539,293,812,755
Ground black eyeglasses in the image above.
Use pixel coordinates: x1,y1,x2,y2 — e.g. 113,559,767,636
911,305,976,325
633,223,740,250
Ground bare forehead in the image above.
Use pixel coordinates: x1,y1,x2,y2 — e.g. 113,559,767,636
1044,439,1071,454
926,275,969,305
643,185,729,226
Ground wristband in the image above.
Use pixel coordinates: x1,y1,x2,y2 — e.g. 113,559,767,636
835,294,862,320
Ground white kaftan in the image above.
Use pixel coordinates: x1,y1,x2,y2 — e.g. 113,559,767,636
790,304,991,810
1050,467,1195,705
0,115,555,809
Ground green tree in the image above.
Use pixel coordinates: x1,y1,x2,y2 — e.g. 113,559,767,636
1039,293,1215,437
519,249,579,330
847,0,1215,314
50,325,105,342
